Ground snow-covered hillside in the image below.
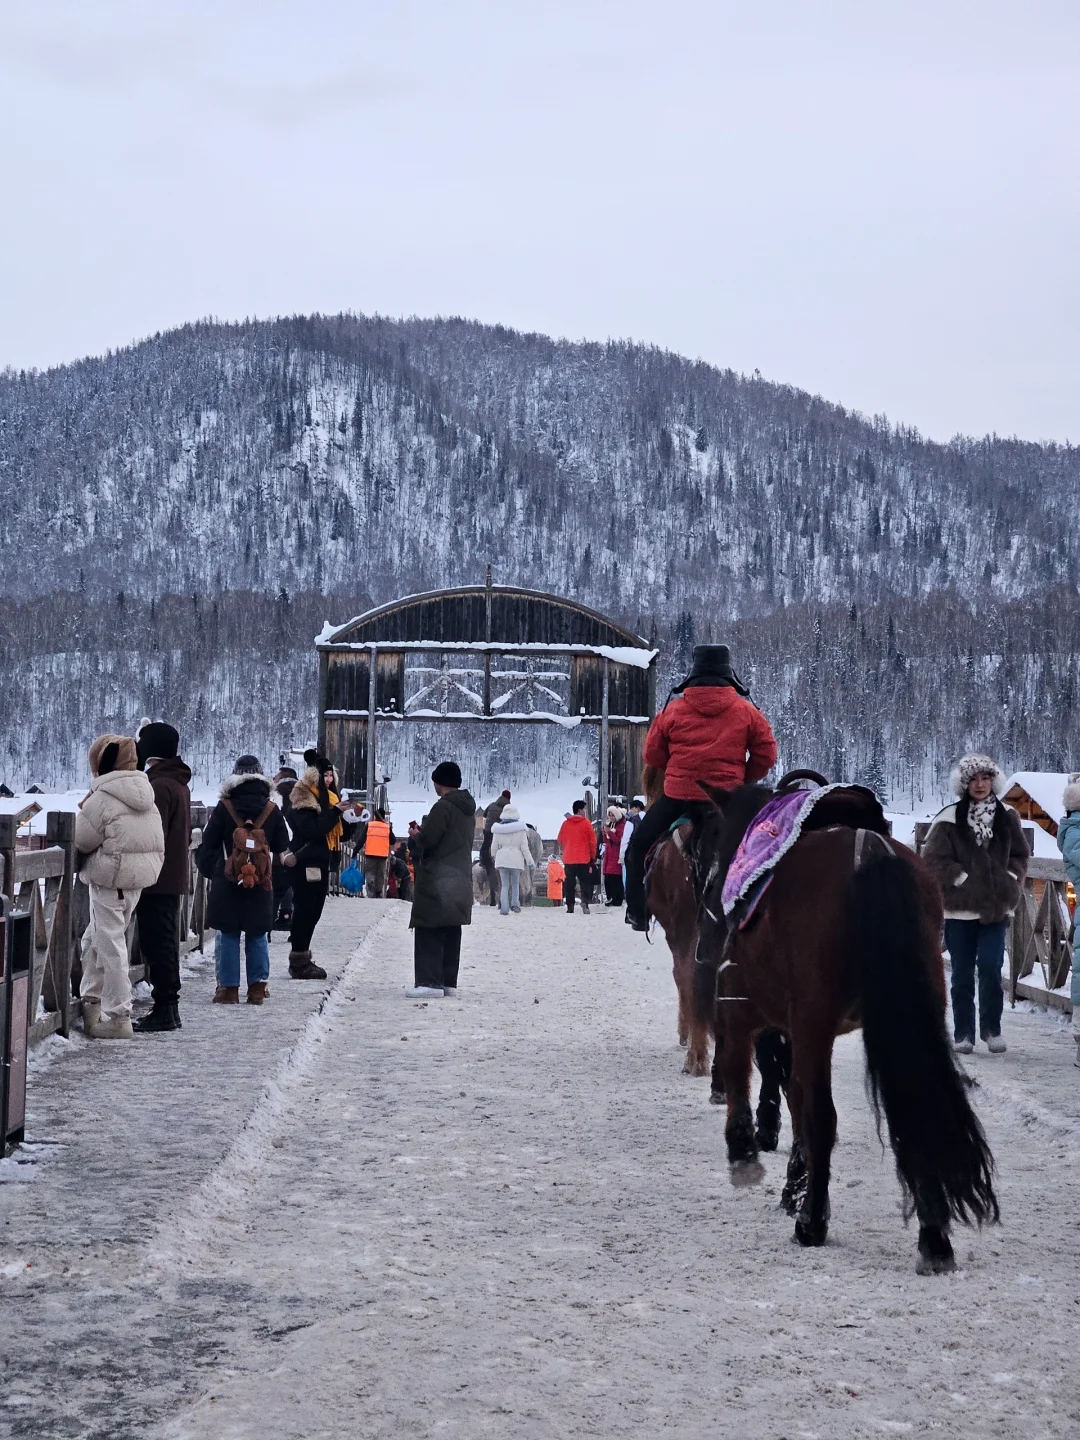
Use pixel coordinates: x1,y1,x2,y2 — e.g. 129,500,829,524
1,314,1077,793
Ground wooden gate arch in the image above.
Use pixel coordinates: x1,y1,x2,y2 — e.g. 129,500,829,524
315,574,658,816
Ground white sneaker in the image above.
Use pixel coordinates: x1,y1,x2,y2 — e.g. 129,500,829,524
985,1035,1007,1054
443,987,458,998
954,1038,974,1055
405,986,444,999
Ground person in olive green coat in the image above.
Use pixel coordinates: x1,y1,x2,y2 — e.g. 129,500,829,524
407,761,476,998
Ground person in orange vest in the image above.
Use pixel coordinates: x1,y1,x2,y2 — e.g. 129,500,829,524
545,852,565,906
364,809,393,897
556,801,599,914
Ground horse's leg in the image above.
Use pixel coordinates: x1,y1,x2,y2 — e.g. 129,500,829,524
793,1048,836,1247
709,1027,725,1104
754,1029,790,1151
722,1015,757,1163
676,964,689,1048
683,945,711,1077
780,1070,807,1216
914,1191,956,1276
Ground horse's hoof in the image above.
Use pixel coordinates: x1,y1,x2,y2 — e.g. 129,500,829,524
794,1215,828,1247
916,1226,956,1276
916,1250,957,1276
779,1186,800,1217
728,1159,766,1189
755,1121,781,1152
709,1087,725,1106
678,1032,689,1047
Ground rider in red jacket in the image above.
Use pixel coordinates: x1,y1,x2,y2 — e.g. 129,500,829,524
625,645,778,929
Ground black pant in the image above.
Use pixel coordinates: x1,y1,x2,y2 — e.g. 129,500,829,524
135,892,181,1007
564,864,595,913
604,872,625,906
625,795,702,919
414,926,462,989
290,871,329,952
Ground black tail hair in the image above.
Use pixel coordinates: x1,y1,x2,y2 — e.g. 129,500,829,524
852,850,999,1227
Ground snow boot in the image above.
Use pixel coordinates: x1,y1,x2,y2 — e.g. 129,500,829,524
93,1013,134,1040
953,1037,974,1055
133,1004,181,1033
405,985,444,999
985,1034,1007,1054
213,986,240,1004
246,981,270,1005
289,951,327,980
82,998,101,1035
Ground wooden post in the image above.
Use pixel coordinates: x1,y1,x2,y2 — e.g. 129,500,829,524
43,812,75,1038
599,656,610,821
0,815,15,907
366,642,378,808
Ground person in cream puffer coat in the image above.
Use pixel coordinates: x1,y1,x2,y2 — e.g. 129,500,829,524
76,735,165,1037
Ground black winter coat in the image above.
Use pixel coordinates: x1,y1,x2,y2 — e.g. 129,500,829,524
143,756,192,896
286,768,348,874
409,788,476,929
196,775,290,934
922,795,1029,923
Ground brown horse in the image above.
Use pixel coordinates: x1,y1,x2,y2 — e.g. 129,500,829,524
696,783,998,1274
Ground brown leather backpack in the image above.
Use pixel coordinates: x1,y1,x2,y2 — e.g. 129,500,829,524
222,800,275,890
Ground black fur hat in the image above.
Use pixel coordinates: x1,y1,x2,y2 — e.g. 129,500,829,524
676,645,750,698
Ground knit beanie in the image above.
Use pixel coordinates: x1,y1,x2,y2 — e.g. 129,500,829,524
234,754,263,776
136,721,180,766
432,760,462,788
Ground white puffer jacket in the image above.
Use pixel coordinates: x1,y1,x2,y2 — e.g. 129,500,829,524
76,770,165,891
490,809,534,871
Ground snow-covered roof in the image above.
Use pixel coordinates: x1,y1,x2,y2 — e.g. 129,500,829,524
316,638,658,669
1004,772,1072,819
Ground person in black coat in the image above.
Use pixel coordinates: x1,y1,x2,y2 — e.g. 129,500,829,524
132,720,192,1033
284,757,351,979
196,756,289,1004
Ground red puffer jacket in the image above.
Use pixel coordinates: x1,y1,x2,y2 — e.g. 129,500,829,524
644,686,778,802
557,814,598,865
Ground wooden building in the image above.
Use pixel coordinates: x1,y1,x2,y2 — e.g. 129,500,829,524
1001,773,1072,839
316,579,658,814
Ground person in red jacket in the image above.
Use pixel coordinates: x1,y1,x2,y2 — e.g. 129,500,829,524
625,644,778,930
556,801,599,914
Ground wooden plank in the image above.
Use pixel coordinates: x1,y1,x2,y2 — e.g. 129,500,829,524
1011,978,1073,1015
29,1011,64,1044
13,848,67,882
1026,857,1067,882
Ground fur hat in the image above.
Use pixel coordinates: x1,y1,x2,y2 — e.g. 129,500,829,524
950,753,1006,798
136,721,180,766
88,734,138,777
606,805,626,822
1064,774,1080,814
234,754,263,776
500,804,520,822
431,760,462,788
675,645,750,698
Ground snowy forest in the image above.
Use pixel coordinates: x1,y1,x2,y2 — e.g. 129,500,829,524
1,313,1078,800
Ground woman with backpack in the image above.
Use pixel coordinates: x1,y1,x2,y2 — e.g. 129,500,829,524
196,755,290,1004
284,755,351,978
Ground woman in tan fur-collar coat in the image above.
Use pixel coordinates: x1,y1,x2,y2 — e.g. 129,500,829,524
76,735,165,1039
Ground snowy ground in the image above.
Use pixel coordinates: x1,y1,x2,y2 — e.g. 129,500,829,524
1,899,1078,1439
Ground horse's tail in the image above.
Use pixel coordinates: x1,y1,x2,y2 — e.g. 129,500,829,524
851,841,999,1227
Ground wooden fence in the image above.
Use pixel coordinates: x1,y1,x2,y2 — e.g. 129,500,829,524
0,803,211,1046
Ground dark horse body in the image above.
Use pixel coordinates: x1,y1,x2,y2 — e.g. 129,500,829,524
696,781,998,1274
645,765,789,1148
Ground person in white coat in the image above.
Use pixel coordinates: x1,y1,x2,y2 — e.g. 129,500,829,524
489,805,535,915
76,735,165,1038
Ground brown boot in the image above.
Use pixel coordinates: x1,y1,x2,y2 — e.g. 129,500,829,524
288,951,327,980
246,981,270,1005
213,985,240,1004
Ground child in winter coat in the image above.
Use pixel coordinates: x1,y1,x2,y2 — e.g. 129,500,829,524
545,854,565,905
489,805,535,915
76,735,165,1039
1056,774,1080,1067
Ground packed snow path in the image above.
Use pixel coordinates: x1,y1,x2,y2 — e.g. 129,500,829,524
2,900,1078,1439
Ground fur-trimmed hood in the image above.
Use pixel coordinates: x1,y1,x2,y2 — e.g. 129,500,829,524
949,754,1007,799
219,772,273,800
288,765,331,813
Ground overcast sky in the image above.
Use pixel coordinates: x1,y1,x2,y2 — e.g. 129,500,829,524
2,0,1077,441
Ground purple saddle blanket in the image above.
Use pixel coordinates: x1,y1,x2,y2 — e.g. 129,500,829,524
721,784,869,916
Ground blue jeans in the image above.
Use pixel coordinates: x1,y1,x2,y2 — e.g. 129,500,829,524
945,919,1007,1042
498,869,521,914
216,931,270,987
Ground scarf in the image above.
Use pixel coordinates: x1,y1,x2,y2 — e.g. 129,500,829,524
326,788,343,851
968,796,997,848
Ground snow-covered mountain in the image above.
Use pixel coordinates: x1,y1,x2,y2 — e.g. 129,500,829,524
2,314,1077,795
